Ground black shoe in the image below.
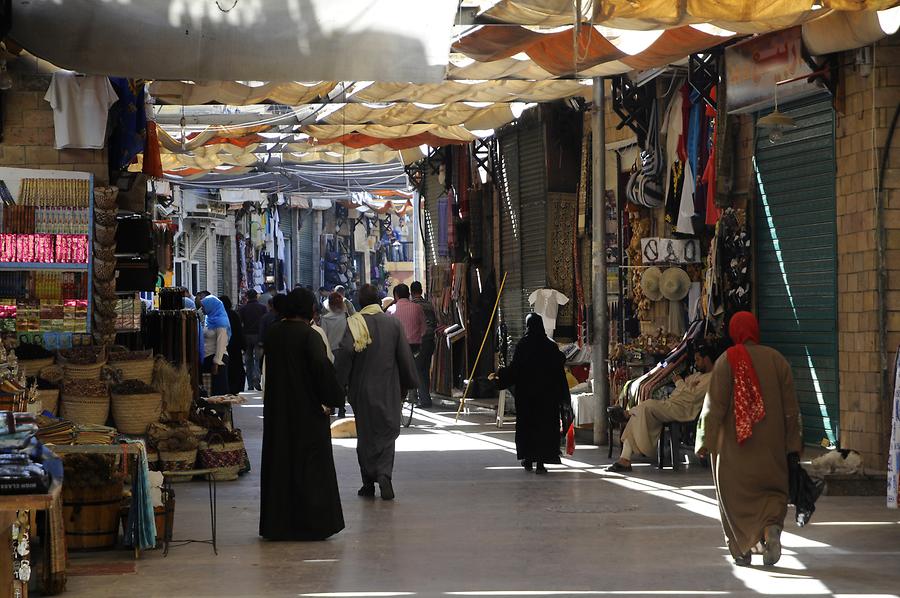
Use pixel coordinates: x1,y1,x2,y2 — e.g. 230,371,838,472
535,463,547,475
417,401,433,409
605,462,632,473
734,552,752,567
522,460,533,472
357,484,375,497
378,476,394,501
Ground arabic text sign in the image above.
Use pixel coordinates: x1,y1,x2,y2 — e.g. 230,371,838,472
725,27,821,114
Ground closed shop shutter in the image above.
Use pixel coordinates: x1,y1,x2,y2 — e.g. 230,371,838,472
195,236,207,293
754,93,838,446
498,128,524,345
279,207,293,288
517,120,548,314
216,236,226,297
423,167,445,267
299,210,314,288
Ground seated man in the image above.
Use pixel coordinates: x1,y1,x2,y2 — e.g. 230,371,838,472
606,341,722,472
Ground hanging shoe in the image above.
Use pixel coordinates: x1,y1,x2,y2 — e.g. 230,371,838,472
762,525,782,566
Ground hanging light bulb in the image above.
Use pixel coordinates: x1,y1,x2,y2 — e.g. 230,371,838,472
0,61,13,91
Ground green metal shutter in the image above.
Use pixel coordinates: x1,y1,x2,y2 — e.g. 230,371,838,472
518,121,548,312
754,93,839,446
499,128,524,345
299,210,314,288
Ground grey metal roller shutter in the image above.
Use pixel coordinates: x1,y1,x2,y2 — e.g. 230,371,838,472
499,128,524,344
299,210,314,288
423,167,444,267
279,207,293,288
216,236,226,297
517,121,548,315
195,238,207,293
754,93,839,446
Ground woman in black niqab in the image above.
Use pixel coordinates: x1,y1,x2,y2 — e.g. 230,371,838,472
493,313,571,474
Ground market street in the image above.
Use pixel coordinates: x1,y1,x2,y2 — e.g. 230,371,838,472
64,396,900,598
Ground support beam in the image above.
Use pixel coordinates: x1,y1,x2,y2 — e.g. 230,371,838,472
591,77,609,447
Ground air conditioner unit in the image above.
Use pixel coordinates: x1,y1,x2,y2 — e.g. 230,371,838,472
183,196,228,220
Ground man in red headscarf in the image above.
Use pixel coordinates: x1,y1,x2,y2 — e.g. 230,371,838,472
696,311,802,567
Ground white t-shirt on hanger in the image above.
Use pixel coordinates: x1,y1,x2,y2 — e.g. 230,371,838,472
528,288,570,339
44,71,118,150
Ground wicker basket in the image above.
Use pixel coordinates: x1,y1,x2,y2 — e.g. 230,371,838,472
93,186,119,210
94,209,117,227
35,388,59,415
94,258,116,281
198,437,245,482
108,358,155,384
60,393,110,425
110,392,162,435
94,224,117,246
62,360,107,380
19,357,55,378
159,449,198,481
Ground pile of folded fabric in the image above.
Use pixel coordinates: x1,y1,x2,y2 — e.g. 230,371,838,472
0,411,63,495
74,424,117,445
35,414,76,445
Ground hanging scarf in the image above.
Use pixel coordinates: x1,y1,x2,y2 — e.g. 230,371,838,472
200,296,231,341
727,311,765,444
347,303,384,352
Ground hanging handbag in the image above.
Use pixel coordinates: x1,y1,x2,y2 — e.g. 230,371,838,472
627,100,666,209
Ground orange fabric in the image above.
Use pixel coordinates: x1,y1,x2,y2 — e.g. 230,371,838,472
621,27,726,70
142,122,164,179
525,26,624,75
452,26,545,62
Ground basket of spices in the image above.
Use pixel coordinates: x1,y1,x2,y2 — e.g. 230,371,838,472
60,379,109,425
110,380,162,435
58,346,107,380
108,349,155,384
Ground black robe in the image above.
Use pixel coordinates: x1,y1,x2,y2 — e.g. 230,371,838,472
496,332,571,464
260,319,345,541
225,309,246,395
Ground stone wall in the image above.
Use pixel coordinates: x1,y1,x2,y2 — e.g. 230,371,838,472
0,53,108,184
835,36,900,468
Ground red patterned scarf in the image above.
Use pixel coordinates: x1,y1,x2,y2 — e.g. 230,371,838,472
727,312,765,444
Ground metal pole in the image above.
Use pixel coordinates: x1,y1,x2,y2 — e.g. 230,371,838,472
591,77,609,446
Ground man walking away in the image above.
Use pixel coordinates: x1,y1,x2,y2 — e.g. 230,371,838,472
239,289,267,391
387,284,425,353
696,311,802,567
335,284,418,500
321,292,350,418
410,281,437,408
333,285,356,315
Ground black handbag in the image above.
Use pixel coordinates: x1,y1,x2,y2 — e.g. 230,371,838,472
788,452,825,527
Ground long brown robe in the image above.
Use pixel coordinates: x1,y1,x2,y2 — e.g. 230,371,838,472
696,343,802,557
622,371,711,457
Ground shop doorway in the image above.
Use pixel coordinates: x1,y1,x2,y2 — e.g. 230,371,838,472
753,93,839,447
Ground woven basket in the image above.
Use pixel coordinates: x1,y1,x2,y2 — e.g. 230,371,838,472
60,393,110,425
35,388,59,415
94,258,116,281
198,437,245,482
94,209,117,227
93,245,115,263
110,391,162,435
19,357,54,378
93,186,119,210
159,449,198,481
94,224,117,246
62,360,107,380
108,358,155,384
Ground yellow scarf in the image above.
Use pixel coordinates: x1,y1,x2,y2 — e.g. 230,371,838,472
347,303,383,352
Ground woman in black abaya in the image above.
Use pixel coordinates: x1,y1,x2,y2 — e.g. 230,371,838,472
260,288,346,541
492,313,571,474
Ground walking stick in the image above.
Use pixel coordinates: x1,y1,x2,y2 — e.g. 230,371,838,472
456,271,507,421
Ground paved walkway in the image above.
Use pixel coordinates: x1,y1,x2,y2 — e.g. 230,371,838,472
65,394,900,598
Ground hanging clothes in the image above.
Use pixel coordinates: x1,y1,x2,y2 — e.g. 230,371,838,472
143,122,164,179
108,78,148,170
44,71,118,149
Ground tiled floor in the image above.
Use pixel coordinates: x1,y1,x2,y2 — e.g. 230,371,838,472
64,394,900,598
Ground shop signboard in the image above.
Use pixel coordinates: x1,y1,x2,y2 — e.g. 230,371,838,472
725,27,823,114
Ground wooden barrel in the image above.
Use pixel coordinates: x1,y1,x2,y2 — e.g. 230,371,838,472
63,483,122,550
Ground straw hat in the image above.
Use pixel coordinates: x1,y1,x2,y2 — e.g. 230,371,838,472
641,267,663,301
660,267,691,301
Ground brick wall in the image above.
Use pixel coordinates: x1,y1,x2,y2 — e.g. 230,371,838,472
0,53,108,183
836,36,900,468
